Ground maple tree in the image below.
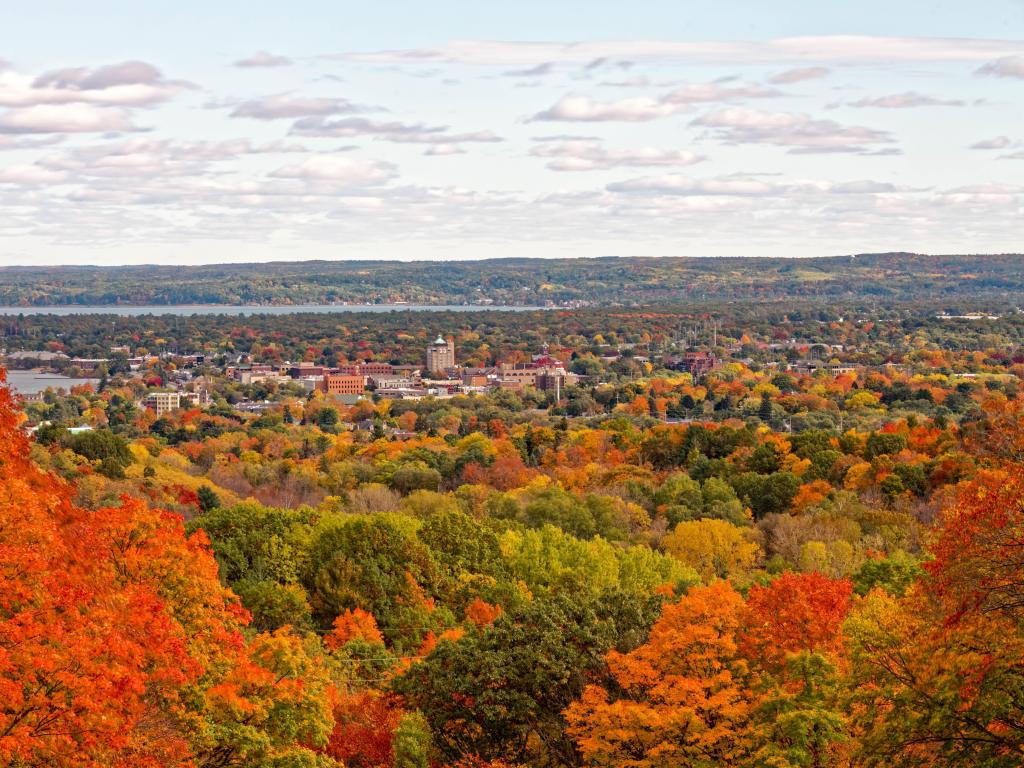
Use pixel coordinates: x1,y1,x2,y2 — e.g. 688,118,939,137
565,581,757,768
0,376,340,768
742,571,853,670
844,466,1024,767
0,378,199,767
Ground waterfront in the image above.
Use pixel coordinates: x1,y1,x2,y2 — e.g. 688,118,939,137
0,304,544,317
3,371,99,394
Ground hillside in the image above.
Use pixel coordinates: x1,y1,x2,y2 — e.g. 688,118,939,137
3,252,1023,307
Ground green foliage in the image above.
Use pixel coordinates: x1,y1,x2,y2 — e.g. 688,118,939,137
307,516,442,642
189,502,317,585
393,592,659,767
393,711,431,768
197,484,221,512
865,432,908,460
232,579,313,632
732,471,801,518
852,552,923,597
68,428,132,470
752,652,847,768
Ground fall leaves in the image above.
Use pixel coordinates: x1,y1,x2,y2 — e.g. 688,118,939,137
7,350,1024,768
0,376,338,768
565,576,853,768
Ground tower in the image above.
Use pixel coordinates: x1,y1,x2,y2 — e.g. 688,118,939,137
426,335,455,375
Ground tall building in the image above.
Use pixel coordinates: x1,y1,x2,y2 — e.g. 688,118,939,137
426,335,455,374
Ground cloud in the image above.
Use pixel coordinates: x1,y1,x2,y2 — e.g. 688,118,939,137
0,134,64,151
503,62,554,77
663,82,781,104
598,75,652,88
425,144,465,156
1000,150,1024,160
0,60,190,107
768,66,831,84
531,95,680,122
691,107,893,154
268,155,396,185
531,81,779,122
0,163,69,185
976,55,1024,78
229,93,365,119
390,129,502,145
35,138,309,179
234,51,293,68
0,104,139,134
335,36,1024,67
607,174,781,196
828,180,898,193
290,116,501,144
971,135,1012,150
531,139,704,171
847,91,964,108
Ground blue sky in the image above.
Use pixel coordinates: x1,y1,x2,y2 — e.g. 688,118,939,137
1,1,1023,264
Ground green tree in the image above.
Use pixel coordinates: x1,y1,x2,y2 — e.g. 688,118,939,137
197,484,221,513
393,592,659,767
393,711,431,768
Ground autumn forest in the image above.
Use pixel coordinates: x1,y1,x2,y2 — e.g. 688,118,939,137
3,288,1024,768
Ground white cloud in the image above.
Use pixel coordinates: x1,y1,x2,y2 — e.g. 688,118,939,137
971,135,1012,150
976,55,1024,78
425,144,465,156
847,91,965,108
34,138,309,179
0,134,64,151
768,66,831,84
336,37,1024,67
828,180,898,193
607,174,781,196
234,51,293,68
269,155,396,185
290,116,501,144
531,95,681,122
0,61,190,107
0,104,139,134
691,107,893,154
532,81,779,122
663,82,781,104
0,164,68,185
389,129,502,145
531,140,703,171
229,93,365,119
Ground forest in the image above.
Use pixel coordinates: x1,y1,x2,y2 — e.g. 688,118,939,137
3,292,1024,767
3,252,1024,306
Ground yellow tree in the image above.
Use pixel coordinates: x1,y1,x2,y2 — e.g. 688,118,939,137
662,519,761,582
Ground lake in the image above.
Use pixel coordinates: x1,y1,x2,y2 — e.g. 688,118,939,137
3,370,99,394
0,304,544,317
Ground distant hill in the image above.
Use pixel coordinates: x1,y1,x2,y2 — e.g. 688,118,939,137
2,253,1023,307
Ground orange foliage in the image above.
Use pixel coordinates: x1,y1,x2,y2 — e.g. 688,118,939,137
465,598,502,629
325,690,403,768
0,373,246,767
742,571,853,669
565,582,756,767
791,479,833,513
417,627,467,657
326,608,385,649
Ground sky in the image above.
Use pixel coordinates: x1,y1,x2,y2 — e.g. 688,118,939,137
1,0,1023,265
